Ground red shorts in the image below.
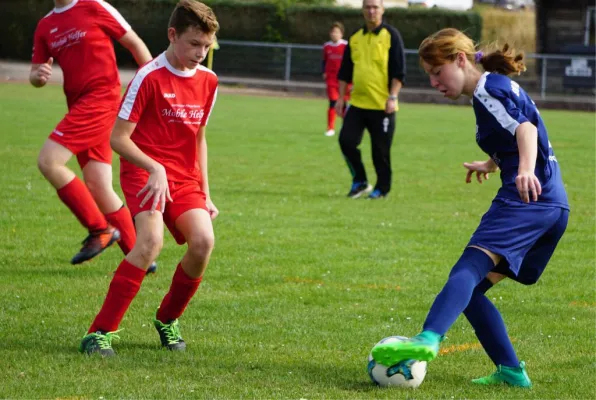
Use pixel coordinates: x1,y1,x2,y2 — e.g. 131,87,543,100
121,172,207,245
50,89,120,169
326,82,351,102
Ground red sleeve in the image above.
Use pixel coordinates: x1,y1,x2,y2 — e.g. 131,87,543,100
95,0,131,40
32,23,50,64
201,78,218,127
119,72,151,123
322,44,328,63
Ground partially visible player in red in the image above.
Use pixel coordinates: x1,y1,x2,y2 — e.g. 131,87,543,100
30,0,154,268
79,0,220,357
322,21,350,137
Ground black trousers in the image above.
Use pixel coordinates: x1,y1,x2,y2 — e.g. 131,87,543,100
338,105,396,194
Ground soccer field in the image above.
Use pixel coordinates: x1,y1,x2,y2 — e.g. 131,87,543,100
0,83,594,399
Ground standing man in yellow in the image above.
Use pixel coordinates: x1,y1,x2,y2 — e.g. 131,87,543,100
335,0,406,199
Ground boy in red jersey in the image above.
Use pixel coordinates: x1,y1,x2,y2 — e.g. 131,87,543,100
79,0,220,357
30,0,155,268
322,21,350,137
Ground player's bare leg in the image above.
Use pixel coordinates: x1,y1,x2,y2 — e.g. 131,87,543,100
83,160,157,274
154,209,214,351
37,139,119,264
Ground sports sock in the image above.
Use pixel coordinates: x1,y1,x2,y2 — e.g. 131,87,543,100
88,259,146,333
327,107,336,130
464,279,520,368
422,247,495,335
157,264,203,323
57,177,107,232
105,205,136,255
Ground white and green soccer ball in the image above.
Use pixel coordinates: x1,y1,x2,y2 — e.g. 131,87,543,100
367,336,427,388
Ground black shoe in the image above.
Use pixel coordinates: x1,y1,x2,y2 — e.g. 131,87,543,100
71,226,120,265
154,315,186,351
347,182,372,198
79,331,120,357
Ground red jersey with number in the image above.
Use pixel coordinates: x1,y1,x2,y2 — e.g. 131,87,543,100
118,52,218,185
32,0,131,106
322,40,348,85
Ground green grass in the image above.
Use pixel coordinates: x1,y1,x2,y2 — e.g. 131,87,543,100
0,82,594,399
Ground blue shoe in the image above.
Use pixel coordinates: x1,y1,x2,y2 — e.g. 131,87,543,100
368,189,387,199
347,182,372,198
472,361,532,388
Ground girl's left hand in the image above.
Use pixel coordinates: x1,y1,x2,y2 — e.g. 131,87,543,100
206,198,219,220
515,171,542,203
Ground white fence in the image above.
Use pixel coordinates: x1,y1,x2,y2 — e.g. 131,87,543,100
214,40,596,99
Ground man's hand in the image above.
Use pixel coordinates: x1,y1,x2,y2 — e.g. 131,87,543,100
335,98,345,118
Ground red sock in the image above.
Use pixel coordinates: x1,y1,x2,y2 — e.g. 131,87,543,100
57,177,107,232
88,259,146,333
327,107,336,130
156,264,203,323
105,206,136,255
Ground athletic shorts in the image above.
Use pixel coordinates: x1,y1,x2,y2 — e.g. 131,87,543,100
49,89,120,169
468,197,569,285
121,172,207,245
326,82,351,102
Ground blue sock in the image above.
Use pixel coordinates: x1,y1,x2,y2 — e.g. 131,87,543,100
464,279,520,368
423,247,495,335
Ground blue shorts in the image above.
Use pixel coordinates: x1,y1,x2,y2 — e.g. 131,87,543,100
468,198,569,285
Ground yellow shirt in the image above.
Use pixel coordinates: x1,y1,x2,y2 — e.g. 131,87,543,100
338,23,406,111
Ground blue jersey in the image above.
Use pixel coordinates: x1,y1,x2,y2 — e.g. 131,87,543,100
472,72,569,210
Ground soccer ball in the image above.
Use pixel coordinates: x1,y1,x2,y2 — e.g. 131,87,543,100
367,336,427,388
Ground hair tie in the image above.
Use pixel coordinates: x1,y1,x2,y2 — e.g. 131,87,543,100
475,51,484,64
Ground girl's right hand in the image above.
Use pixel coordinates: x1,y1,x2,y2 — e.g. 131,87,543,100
463,160,497,184
137,164,172,213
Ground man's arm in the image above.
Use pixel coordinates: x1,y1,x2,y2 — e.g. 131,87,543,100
118,30,153,66
387,26,406,91
337,40,353,98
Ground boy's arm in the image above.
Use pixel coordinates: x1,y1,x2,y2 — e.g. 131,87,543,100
118,31,153,66
30,58,53,88
111,118,170,212
111,118,161,172
196,126,210,198
197,126,219,219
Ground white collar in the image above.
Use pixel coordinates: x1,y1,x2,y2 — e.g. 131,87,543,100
54,0,79,13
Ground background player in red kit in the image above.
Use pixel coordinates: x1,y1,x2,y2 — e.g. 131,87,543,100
322,21,350,137
79,0,220,357
30,0,154,267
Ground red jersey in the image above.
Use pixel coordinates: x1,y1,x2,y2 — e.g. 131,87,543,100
322,39,348,83
119,52,218,185
32,0,131,106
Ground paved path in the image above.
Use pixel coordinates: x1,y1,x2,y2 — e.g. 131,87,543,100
2,60,593,111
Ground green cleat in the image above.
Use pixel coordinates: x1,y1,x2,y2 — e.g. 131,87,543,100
372,330,442,366
79,331,120,357
153,316,186,351
472,361,532,388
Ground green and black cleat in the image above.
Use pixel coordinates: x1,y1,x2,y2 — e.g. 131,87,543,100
79,331,120,357
154,316,186,351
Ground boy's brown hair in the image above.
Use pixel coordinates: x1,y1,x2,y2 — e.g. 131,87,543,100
168,0,219,35
330,21,345,35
